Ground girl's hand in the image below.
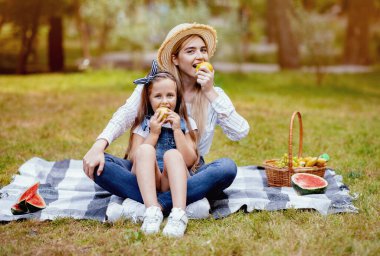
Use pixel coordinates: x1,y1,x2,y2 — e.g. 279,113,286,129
166,110,181,131
196,66,214,93
150,111,164,135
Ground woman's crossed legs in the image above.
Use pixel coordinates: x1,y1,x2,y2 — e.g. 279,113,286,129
94,152,237,216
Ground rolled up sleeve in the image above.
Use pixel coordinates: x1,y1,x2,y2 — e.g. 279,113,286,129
211,87,250,141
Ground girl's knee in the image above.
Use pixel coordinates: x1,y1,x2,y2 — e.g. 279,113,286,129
163,149,187,174
163,149,182,162
135,144,155,160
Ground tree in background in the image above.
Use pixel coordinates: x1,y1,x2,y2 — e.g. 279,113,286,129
2,0,67,74
374,0,380,62
80,0,125,54
270,0,300,69
293,0,337,85
48,16,64,72
0,0,6,34
71,0,138,69
238,0,253,62
266,0,277,44
344,0,374,65
302,0,315,11
1,0,378,74
6,0,42,74
71,0,91,61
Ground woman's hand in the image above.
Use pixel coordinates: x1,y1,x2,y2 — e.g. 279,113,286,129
166,110,181,131
83,139,107,180
150,111,164,135
196,66,215,93
196,66,218,102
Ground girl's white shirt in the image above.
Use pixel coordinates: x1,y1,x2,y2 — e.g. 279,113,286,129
97,84,249,156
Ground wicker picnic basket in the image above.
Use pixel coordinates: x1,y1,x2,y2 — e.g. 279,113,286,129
263,111,326,187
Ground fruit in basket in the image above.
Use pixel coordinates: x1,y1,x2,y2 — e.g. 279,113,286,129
273,153,288,168
273,153,330,168
316,158,327,167
274,153,302,168
319,153,330,161
291,173,328,195
305,157,318,167
313,153,330,167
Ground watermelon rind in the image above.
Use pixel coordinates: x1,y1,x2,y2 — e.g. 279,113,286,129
291,173,328,195
11,203,27,215
25,193,46,213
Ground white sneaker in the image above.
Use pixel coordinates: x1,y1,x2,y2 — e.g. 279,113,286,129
106,198,145,223
121,198,146,223
162,208,188,238
141,206,163,234
106,202,124,222
185,198,210,219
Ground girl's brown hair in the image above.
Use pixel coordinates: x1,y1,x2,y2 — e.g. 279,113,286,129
124,72,199,169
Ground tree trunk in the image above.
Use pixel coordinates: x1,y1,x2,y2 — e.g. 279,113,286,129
266,0,277,43
17,6,40,74
98,22,110,54
343,0,373,65
48,16,64,72
0,15,4,34
239,2,252,62
73,0,90,59
302,0,315,11
272,0,300,69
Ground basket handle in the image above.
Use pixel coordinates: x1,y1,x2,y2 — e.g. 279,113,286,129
288,111,303,170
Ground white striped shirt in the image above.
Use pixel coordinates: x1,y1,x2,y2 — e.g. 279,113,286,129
97,85,250,156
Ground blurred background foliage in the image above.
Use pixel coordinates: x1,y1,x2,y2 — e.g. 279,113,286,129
0,0,379,74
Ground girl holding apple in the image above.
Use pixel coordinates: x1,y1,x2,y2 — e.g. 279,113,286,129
124,67,199,236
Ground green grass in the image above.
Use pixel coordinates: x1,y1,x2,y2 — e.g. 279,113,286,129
0,70,379,255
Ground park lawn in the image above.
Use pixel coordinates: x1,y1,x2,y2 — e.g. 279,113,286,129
0,70,379,255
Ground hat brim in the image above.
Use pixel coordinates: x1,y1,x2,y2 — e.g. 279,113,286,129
157,24,217,74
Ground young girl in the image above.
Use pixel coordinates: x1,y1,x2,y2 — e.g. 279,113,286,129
125,66,198,237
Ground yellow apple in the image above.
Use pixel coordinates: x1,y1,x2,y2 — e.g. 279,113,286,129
196,62,214,72
156,106,169,121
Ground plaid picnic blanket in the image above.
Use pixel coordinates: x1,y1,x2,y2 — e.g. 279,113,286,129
0,157,358,222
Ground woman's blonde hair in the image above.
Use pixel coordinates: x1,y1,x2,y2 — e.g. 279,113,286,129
170,34,209,140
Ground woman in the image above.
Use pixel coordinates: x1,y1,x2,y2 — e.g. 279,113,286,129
83,23,249,225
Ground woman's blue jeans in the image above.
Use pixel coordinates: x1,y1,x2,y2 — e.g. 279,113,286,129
94,153,237,215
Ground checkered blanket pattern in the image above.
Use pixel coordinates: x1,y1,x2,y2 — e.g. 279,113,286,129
0,158,358,222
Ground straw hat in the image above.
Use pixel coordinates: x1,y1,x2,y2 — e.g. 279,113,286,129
157,23,217,74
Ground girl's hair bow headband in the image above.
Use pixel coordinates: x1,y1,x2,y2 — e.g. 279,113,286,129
133,60,159,85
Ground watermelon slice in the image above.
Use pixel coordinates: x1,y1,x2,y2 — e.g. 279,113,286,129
17,182,39,203
26,193,46,213
10,182,46,215
291,173,328,195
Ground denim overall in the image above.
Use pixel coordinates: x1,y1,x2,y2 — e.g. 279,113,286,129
141,116,187,172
